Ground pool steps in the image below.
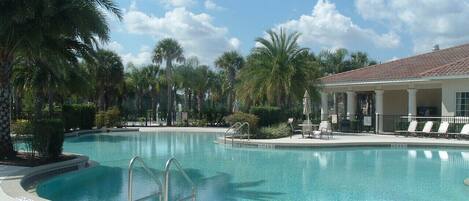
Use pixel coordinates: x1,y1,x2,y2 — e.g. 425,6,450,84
128,156,197,201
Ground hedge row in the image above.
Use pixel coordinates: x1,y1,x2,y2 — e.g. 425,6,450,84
62,104,96,131
249,106,283,127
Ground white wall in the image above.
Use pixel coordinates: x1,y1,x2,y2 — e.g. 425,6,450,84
442,78,469,116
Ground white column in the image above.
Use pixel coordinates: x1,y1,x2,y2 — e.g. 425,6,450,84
346,91,357,119
375,90,384,133
320,92,328,121
407,89,417,117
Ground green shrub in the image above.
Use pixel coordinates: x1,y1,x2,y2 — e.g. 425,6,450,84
32,119,64,159
249,106,283,126
95,111,106,128
257,123,291,139
11,119,34,155
224,112,259,133
105,107,122,128
192,119,208,127
63,104,96,131
11,119,33,136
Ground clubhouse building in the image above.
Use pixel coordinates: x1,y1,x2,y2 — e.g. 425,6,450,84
320,44,469,133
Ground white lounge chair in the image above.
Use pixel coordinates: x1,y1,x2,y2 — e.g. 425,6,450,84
416,121,433,137
313,121,332,139
396,120,418,137
451,124,469,139
428,121,449,138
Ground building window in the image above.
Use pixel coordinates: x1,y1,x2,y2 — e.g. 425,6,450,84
456,92,469,116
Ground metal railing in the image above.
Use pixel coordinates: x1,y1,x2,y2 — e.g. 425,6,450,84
163,157,196,201
224,122,250,145
224,122,243,143
128,156,163,201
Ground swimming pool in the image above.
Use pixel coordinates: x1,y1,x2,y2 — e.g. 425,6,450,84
37,131,469,201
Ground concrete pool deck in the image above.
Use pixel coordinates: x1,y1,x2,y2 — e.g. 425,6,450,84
220,133,469,148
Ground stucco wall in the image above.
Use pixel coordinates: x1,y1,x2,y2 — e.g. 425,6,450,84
442,78,469,116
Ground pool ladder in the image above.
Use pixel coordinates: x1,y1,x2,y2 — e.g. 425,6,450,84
128,156,196,201
224,121,250,145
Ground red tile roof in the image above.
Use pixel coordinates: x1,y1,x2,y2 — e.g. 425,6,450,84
320,44,469,84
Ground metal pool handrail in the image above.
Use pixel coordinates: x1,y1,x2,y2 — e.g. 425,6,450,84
163,157,196,201
231,122,250,145
224,122,243,143
128,156,163,201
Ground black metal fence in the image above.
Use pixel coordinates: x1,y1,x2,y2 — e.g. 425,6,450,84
330,114,469,134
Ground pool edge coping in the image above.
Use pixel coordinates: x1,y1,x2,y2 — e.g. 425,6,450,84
216,137,469,148
0,154,90,201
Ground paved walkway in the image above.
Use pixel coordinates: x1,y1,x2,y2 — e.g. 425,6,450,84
223,133,469,147
0,165,27,201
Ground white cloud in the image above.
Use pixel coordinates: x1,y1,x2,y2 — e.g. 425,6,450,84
275,0,400,51
102,41,152,66
160,0,195,8
355,0,469,52
123,7,239,65
121,46,153,66
204,0,224,11
104,41,124,52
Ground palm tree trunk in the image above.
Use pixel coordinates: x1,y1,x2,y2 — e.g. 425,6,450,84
0,58,15,159
197,93,203,119
34,89,44,120
166,61,173,126
47,74,54,117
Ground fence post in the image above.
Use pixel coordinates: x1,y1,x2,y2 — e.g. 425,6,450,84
375,113,379,134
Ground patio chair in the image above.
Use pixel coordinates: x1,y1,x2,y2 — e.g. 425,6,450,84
416,121,434,137
396,120,418,137
313,121,333,139
449,124,469,140
288,118,303,138
428,121,449,138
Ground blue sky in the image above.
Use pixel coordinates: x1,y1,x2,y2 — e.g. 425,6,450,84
105,0,469,67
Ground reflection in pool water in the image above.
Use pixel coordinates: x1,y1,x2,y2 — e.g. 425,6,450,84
37,132,469,201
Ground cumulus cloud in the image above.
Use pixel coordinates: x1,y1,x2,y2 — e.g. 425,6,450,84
123,6,239,65
275,0,400,51
204,0,224,11
102,41,152,66
121,46,153,66
160,0,196,8
355,0,469,52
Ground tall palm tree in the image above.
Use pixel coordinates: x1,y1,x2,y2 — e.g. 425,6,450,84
192,65,210,118
214,51,244,113
142,64,160,120
237,29,319,108
89,50,124,111
0,0,121,158
152,38,184,126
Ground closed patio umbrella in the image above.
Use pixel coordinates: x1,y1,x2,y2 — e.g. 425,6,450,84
303,90,311,124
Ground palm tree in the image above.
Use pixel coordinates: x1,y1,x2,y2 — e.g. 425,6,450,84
0,0,121,158
152,39,184,126
214,51,244,113
192,65,210,118
236,29,319,108
88,50,124,111
142,64,160,120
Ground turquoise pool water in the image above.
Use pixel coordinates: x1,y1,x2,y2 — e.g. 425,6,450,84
37,132,469,201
